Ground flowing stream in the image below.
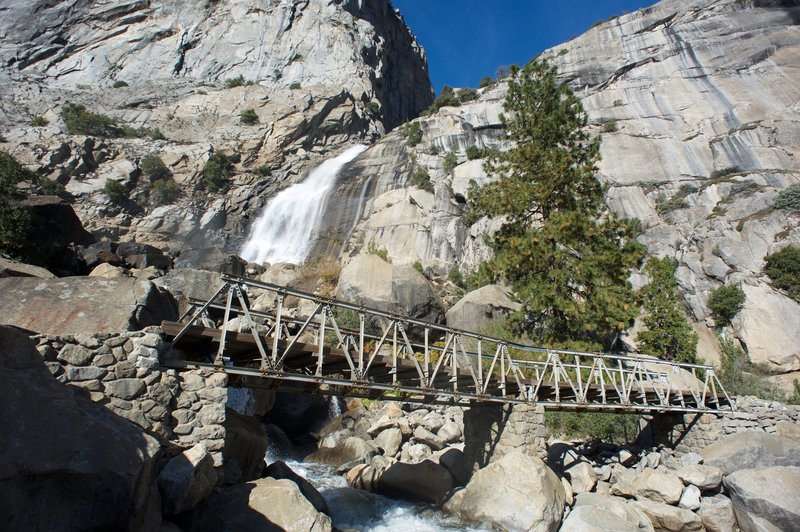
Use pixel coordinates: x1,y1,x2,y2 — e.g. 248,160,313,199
274,459,477,531
240,145,368,265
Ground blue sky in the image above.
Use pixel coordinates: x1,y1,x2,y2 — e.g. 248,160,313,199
392,0,656,93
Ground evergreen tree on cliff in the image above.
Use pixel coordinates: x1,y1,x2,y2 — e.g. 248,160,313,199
468,58,644,349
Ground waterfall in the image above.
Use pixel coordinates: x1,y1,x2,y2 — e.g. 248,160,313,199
240,145,367,265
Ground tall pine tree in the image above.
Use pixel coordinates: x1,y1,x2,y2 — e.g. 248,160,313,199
637,257,698,363
468,59,644,349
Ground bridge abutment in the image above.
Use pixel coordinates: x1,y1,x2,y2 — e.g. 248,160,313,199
463,403,547,470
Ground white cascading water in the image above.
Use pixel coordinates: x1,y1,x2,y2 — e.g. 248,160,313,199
240,144,368,265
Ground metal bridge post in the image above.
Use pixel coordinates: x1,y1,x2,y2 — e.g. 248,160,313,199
214,285,235,366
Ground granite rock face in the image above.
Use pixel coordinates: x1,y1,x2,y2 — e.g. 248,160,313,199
0,0,432,253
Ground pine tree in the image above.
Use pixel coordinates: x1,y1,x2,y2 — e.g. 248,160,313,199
467,58,644,348
637,257,698,363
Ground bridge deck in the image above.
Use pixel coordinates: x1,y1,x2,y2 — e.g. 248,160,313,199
161,316,734,413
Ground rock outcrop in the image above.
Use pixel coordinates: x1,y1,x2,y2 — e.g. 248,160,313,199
0,325,162,531
0,276,178,335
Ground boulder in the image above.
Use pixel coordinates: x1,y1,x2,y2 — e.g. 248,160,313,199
157,444,218,515
174,247,246,276
676,464,723,491
376,460,454,504
152,268,225,307
629,500,704,532
413,425,445,450
263,460,330,516
336,253,443,323
222,408,268,484
700,431,800,475
733,283,800,373
116,242,172,271
697,493,739,532
548,442,597,494
437,447,472,487
399,442,432,463
445,284,522,331
561,493,654,532
306,436,377,467
374,427,403,457
775,420,800,444
437,420,463,443
18,195,94,274
448,452,564,532
0,257,55,278
345,463,382,491
610,468,638,498
0,277,178,335
632,470,684,505
725,466,800,532
90,263,128,278
191,478,332,532
0,326,162,531
678,484,701,511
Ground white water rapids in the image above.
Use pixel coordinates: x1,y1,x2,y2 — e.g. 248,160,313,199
240,144,368,265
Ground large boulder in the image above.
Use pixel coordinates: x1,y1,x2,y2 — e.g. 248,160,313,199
191,477,332,532
0,257,55,278
157,444,218,515
700,431,800,475
733,283,800,373
628,500,704,532
548,442,597,494
222,408,268,484
725,466,800,531
561,493,654,532
448,452,564,532
0,276,178,335
445,284,522,331
336,253,443,323
174,247,246,276
306,436,378,468
676,464,723,491
153,268,225,307
631,469,684,505
375,460,453,504
0,326,162,531
263,460,330,516
698,493,738,532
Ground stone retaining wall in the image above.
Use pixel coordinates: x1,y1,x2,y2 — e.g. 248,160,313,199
35,327,228,465
640,396,800,453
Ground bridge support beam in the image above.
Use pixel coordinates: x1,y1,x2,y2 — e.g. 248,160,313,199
462,403,547,471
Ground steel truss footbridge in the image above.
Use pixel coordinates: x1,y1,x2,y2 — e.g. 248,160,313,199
160,275,735,414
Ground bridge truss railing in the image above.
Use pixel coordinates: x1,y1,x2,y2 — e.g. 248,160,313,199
165,275,735,413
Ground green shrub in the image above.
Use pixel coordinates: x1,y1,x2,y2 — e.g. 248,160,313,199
140,154,170,181
479,76,494,88
456,88,479,103
602,121,617,133
716,337,783,401
466,145,482,160
774,184,800,211
613,99,624,107
103,179,127,204
0,133,6,143
112,80,129,88
403,122,422,147
225,76,246,89
367,241,390,263
443,149,458,174
149,128,166,141
239,108,258,125
707,284,745,326
289,82,301,90
413,260,424,274
710,166,740,180
448,265,464,286
764,245,800,301
202,152,234,192
253,165,271,176
0,151,36,255
150,178,180,205
411,167,433,192
60,103,120,137
423,85,461,115
366,101,381,116
31,116,48,127
545,411,640,444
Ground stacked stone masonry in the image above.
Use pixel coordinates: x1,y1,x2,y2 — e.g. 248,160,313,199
643,396,800,454
36,327,228,465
